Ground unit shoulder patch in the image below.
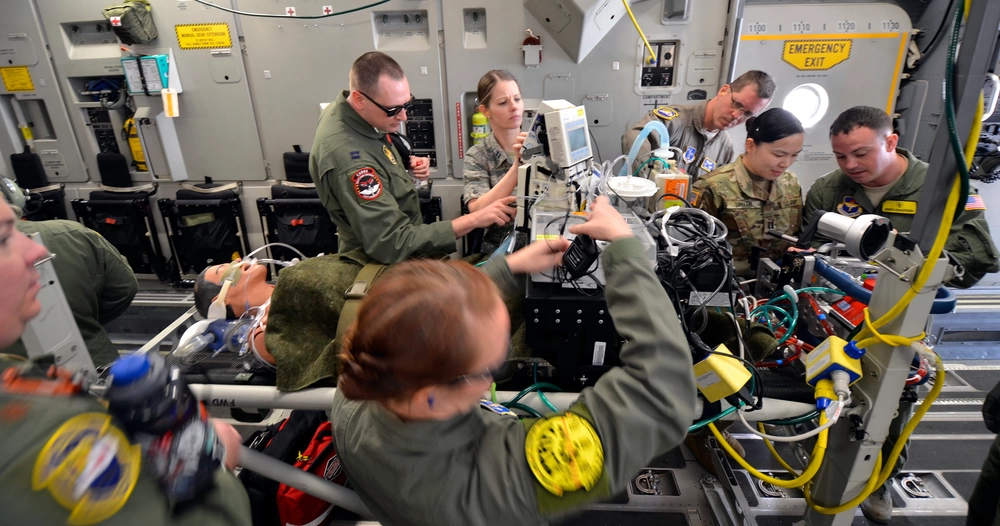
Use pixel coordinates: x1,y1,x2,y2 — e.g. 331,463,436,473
525,412,604,497
654,106,679,120
700,157,716,173
33,413,141,526
352,167,383,201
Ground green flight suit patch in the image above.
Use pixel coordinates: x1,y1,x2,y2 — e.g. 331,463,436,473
700,157,716,173
524,404,612,517
382,145,397,165
33,412,142,526
683,146,696,164
881,200,917,214
654,106,678,120
352,168,383,201
837,196,862,218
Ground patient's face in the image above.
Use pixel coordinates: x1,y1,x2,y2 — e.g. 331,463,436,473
202,260,274,317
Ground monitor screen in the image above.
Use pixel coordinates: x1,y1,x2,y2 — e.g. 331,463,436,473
568,127,588,153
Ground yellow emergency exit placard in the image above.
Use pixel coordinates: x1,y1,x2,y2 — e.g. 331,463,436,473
782,39,852,71
175,23,232,50
1,66,34,92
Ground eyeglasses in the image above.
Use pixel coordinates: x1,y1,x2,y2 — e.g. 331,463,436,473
359,91,415,117
449,360,515,386
33,252,56,267
729,90,755,119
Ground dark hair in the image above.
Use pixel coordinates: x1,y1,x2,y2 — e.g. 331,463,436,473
477,69,519,108
829,106,893,137
745,108,804,144
337,260,502,402
193,272,224,318
731,70,776,99
349,52,405,95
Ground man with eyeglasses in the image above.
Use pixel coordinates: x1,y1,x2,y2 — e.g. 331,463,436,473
622,70,775,178
310,52,517,264
0,178,138,367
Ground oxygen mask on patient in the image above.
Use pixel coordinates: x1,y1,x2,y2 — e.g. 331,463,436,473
184,244,305,367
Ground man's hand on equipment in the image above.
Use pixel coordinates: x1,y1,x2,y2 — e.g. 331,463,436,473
473,195,517,227
410,156,431,180
452,195,517,237
569,196,634,242
507,238,572,274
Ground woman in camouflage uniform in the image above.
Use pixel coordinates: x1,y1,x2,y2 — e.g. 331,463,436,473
692,108,806,277
463,70,529,255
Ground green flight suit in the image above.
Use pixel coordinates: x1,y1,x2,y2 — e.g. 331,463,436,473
803,148,1000,288
692,156,803,277
0,363,251,525
310,91,455,264
622,102,735,177
331,237,697,525
2,220,138,366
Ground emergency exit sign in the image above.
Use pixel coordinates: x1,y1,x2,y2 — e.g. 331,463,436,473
782,39,852,70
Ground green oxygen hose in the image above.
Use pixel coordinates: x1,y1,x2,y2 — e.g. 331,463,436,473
944,0,971,219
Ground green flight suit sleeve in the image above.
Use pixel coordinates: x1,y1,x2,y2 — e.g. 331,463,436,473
0,383,250,526
943,189,1000,288
803,178,836,232
325,164,456,264
91,229,139,324
478,253,523,298
526,237,697,518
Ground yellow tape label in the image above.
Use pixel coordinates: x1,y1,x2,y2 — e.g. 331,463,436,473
536,234,561,240
1,66,34,92
881,200,917,214
175,23,233,50
782,39,852,70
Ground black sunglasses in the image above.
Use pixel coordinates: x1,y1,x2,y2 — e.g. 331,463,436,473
359,92,415,117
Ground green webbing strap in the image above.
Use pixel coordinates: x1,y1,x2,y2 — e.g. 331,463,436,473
334,261,388,350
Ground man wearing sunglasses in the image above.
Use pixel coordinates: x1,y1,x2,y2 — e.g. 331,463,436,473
622,70,774,178
310,52,516,264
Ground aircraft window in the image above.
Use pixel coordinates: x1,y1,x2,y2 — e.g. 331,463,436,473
783,83,829,129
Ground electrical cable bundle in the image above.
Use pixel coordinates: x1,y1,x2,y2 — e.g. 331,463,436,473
654,207,742,336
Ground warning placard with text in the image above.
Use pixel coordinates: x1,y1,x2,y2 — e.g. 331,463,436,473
175,23,232,50
782,40,852,71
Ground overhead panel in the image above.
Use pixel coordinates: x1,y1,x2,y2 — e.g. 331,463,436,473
238,0,449,179
730,3,913,189
0,2,88,183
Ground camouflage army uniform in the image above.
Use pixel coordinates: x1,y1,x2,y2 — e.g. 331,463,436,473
692,155,803,277
310,91,456,264
804,148,1000,288
622,102,735,178
464,133,516,254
